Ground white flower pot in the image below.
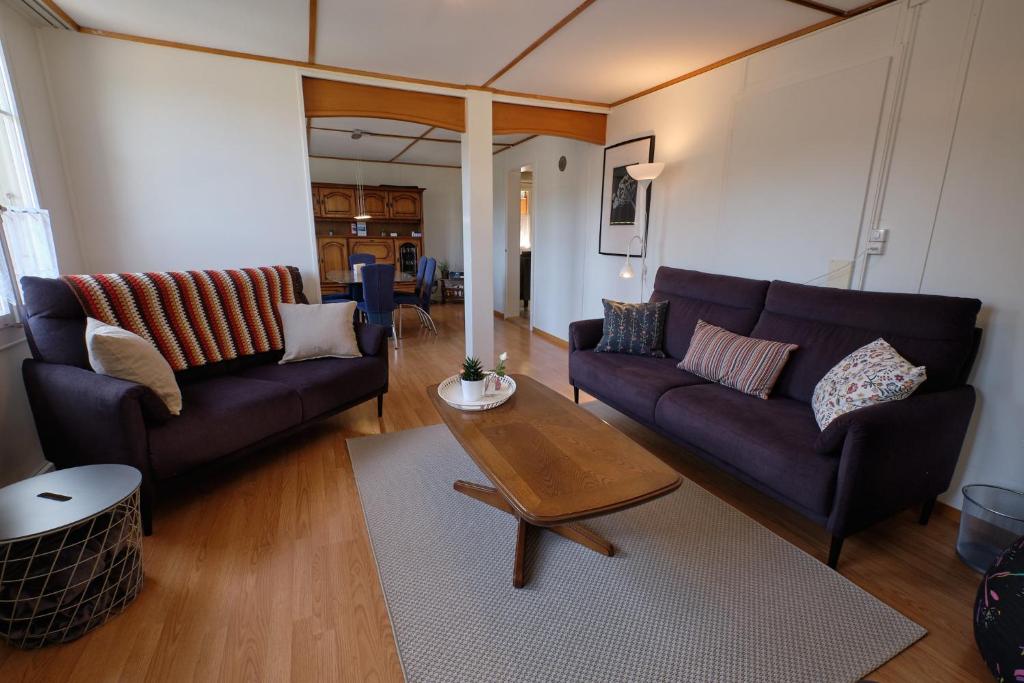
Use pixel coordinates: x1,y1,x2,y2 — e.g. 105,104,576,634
461,378,485,402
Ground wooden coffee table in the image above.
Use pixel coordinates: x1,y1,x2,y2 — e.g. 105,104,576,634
428,374,682,588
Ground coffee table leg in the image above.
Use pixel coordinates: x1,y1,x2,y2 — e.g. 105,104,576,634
549,523,614,557
453,479,613,588
514,518,528,589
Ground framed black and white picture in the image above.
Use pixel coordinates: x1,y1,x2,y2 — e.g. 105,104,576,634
598,135,655,256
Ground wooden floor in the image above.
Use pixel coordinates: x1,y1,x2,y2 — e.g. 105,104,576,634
0,304,988,681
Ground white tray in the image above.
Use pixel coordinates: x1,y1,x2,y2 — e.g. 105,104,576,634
437,373,517,411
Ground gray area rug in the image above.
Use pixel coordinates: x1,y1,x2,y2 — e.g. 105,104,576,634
348,424,924,683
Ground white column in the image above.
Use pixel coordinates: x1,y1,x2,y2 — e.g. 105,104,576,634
460,91,494,366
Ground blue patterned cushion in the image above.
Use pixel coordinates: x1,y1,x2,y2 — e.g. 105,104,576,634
595,299,668,357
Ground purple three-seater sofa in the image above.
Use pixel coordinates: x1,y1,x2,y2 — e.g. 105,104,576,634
19,268,390,534
569,267,981,568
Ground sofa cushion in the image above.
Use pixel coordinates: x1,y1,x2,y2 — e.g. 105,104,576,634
654,384,838,516
237,356,387,420
595,299,669,357
679,320,798,399
570,349,707,423
147,375,302,478
649,268,769,360
20,276,90,368
750,281,981,402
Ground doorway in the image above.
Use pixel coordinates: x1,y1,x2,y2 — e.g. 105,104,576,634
504,165,533,329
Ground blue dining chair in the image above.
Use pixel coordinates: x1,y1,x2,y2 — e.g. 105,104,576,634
356,264,398,348
345,253,376,301
395,257,437,337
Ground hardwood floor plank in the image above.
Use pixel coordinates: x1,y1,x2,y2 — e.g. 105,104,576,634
0,304,988,681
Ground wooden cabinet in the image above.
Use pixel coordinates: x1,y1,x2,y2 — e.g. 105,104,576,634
350,238,395,264
361,190,389,218
387,191,422,220
317,236,348,292
318,187,356,218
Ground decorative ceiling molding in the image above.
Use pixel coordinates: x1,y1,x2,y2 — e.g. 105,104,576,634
303,78,466,131
481,0,597,88
780,0,845,18
307,0,317,63
390,126,436,162
39,0,79,31
310,154,459,170
493,102,605,145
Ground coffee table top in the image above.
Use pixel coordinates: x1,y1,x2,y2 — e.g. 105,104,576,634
428,374,682,526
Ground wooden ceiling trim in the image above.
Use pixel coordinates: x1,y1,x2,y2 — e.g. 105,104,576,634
481,0,598,88
311,126,460,143
493,135,537,156
310,154,459,170
780,0,845,17
303,78,465,132
493,102,605,145
845,0,900,17
611,16,843,107
389,126,436,162
74,28,613,110
307,0,317,63
39,0,80,31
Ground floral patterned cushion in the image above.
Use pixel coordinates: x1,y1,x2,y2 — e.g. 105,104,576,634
812,338,927,431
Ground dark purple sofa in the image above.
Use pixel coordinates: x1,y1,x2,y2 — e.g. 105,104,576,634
569,267,981,568
19,270,389,534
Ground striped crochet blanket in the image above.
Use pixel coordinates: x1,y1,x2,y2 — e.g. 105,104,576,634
63,266,300,371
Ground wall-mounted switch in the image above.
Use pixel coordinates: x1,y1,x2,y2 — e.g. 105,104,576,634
868,228,889,243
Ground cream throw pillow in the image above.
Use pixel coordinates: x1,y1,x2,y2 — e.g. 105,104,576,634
85,317,182,415
278,301,362,363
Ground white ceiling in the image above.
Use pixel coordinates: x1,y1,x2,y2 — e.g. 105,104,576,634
54,0,859,105
307,117,531,166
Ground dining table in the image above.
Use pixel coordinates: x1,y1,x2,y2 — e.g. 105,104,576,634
324,267,417,301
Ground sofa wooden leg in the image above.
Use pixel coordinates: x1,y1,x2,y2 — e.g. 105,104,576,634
377,393,384,418
827,535,844,569
573,386,579,404
919,497,936,525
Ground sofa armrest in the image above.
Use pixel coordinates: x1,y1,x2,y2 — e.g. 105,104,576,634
823,385,976,537
22,359,159,476
569,318,604,353
356,322,388,357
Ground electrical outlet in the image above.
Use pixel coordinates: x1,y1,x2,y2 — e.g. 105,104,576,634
866,243,884,255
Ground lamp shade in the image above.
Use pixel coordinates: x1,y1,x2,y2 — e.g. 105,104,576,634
626,162,665,181
619,260,635,279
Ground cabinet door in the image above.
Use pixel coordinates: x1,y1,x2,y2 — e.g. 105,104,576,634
361,190,389,218
394,239,422,276
318,187,356,218
349,238,395,264
318,237,348,283
388,191,422,220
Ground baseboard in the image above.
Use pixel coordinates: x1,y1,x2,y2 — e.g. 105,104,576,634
532,326,568,348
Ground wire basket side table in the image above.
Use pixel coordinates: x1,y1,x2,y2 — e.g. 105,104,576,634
0,465,144,648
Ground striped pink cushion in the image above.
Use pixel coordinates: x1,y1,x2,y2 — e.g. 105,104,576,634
679,320,798,399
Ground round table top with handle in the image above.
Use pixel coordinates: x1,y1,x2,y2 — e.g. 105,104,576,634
0,464,142,542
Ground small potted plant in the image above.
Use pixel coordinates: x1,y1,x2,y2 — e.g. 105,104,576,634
438,260,450,280
460,356,486,401
490,352,508,391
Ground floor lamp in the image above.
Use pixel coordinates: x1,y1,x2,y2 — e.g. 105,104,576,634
618,162,665,301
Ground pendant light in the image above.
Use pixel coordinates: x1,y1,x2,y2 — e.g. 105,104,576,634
354,159,371,221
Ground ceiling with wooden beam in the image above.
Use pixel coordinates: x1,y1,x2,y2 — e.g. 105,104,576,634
52,0,895,107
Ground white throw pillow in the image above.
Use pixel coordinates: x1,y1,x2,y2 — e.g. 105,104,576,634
278,301,362,364
812,338,927,431
85,317,183,415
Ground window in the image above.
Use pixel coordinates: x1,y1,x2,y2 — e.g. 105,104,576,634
0,38,58,326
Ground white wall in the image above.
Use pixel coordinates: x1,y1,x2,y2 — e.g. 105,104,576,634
576,0,1021,508
308,157,463,270
38,29,320,296
0,4,84,485
492,135,600,340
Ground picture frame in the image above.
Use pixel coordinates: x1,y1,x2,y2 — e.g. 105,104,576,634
598,135,655,257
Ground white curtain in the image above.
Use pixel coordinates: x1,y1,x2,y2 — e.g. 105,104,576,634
0,208,58,316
